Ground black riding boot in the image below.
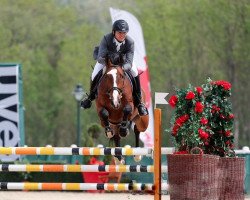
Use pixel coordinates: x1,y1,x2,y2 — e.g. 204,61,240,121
133,76,148,116
81,70,103,109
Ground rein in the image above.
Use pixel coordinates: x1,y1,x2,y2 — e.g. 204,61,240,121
105,66,125,99
107,87,123,95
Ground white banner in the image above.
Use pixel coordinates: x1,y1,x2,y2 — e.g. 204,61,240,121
110,8,154,147
0,65,20,161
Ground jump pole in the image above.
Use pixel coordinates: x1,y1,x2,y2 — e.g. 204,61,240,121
154,108,162,200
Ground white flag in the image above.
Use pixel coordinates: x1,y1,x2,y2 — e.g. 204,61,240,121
155,92,169,107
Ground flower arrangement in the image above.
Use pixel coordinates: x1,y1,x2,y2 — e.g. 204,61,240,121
169,78,235,157
203,79,235,157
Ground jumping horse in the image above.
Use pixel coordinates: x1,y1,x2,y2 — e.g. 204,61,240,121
95,59,149,164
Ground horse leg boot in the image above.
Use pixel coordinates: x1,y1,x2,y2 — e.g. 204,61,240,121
81,70,103,109
99,108,114,138
133,76,148,116
133,125,142,162
113,134,125,165
119,104,132,137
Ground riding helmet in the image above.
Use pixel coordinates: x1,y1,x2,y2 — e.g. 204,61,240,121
112,19,129,33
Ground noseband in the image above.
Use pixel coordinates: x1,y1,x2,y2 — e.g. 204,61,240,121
107,87,123,99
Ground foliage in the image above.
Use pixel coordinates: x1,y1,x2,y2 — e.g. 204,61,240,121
87,123,102,140
169,83,213,154
203,79,235,157
169,78,235,157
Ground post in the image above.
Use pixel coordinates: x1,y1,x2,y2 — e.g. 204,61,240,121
76,101,81,147
154,108,162,200
73,84,84,147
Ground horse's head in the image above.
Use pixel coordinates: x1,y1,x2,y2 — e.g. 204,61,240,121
104,65,125,109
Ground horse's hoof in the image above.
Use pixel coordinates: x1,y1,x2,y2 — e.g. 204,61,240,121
134,155,142,162
105,127,114,138
119,127,129,137
106,131,114,138
114,156,125,165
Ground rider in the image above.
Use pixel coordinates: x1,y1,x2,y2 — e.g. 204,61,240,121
81,19,148,116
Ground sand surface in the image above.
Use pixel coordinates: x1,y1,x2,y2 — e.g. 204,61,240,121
0,191,249,200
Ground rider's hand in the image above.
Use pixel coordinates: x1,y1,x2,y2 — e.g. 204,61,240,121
109,53,120,65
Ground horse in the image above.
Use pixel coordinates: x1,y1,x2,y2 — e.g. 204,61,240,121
95,60,149,164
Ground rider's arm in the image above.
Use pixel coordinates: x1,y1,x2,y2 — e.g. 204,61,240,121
122,38,134,71
97,36,109,65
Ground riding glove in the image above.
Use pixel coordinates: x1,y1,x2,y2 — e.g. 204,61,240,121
109,52,120,65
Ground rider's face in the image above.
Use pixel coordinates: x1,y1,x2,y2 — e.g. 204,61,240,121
114,31,127,42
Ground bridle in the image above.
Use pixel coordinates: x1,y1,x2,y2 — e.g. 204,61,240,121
105,67,126,108
107,87,123,99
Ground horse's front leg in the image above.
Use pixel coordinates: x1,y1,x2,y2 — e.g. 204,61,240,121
119,104,132,137
113,134,125,165
99,108,114,138
133,125,142,162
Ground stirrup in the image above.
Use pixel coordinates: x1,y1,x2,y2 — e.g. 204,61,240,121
138,103,148,116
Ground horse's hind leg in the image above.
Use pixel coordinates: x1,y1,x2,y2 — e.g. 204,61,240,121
133,125,140,147
99,108,114,138
133,125,142,162
119,104,132,137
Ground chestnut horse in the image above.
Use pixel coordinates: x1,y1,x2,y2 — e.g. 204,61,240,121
95,60,149,164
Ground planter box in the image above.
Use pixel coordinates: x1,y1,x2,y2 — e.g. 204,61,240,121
218,157,245,200
167,154,220,200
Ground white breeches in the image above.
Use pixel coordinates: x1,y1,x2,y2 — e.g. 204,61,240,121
91,61,138,81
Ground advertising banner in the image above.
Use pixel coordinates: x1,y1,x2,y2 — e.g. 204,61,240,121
0,64,22,161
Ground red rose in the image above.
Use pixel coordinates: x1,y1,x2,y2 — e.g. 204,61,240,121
224,130,231,137
221,81,231,90
228,113,234,119
200,117,208,125
212,105,220,112
176,114,189,125
169,95,178,108
195,87,203,95
212,80,231,90
172,124,179,136
185,91,195,100
198,129,209,140
195,102,204,113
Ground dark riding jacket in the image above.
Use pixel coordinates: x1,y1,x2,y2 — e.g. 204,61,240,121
97,33,134,71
